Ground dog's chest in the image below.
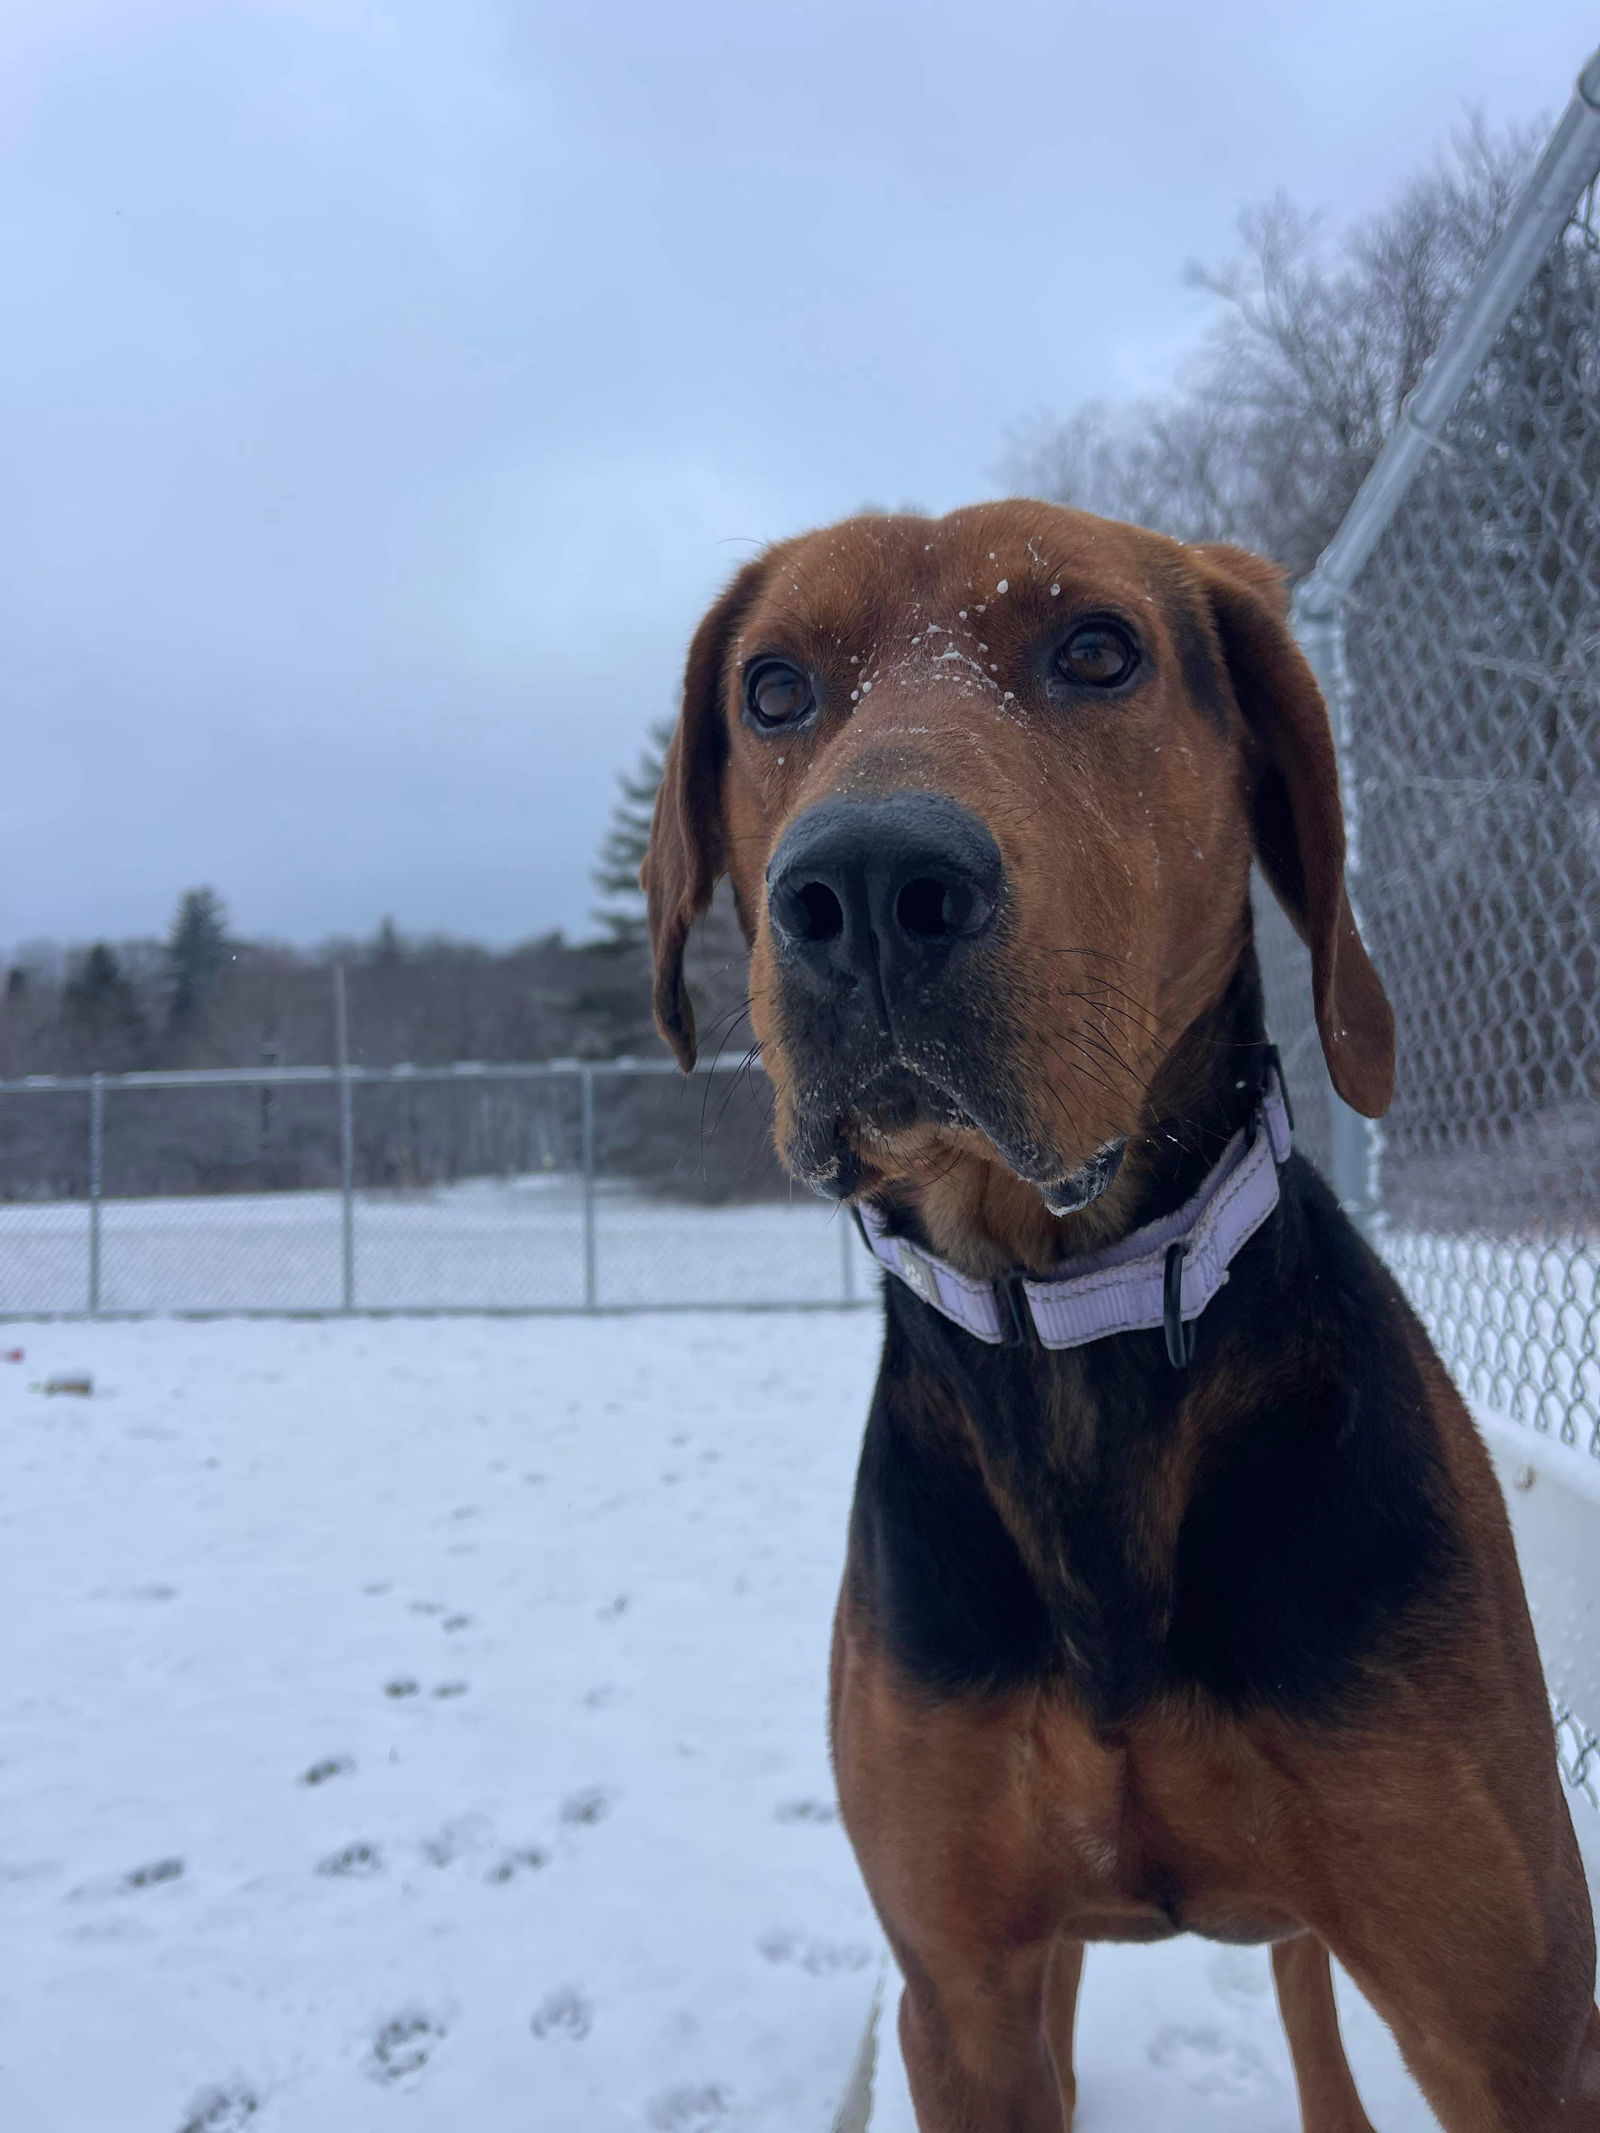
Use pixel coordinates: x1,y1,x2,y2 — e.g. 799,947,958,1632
1051,1787,1299,1944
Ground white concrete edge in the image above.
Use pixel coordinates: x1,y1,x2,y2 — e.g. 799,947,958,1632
1473,1402,1600,1513
831,1961,886,2133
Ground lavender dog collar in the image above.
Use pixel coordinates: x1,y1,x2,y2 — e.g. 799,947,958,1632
857,1062,1294,1359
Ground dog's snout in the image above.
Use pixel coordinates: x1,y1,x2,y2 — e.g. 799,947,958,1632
765,794,1002,1007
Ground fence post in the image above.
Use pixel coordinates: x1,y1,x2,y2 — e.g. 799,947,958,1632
334,964,355,1312
839,1210,857,1304
87,1074,104,1315
1293,598,1382,1237
579,1065,599,1311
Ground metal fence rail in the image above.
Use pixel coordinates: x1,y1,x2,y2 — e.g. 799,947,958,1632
1279,44,1600,1801
0,1060,869,1318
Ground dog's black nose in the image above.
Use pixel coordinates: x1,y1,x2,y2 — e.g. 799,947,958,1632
765,794,1003,1011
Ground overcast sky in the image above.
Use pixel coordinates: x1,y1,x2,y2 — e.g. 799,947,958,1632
5,0,1596,952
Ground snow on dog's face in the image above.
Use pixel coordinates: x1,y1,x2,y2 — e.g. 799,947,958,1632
643,500,1390,1265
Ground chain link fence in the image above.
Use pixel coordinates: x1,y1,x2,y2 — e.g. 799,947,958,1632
0,1062,868,1318
1282,50,1600,1802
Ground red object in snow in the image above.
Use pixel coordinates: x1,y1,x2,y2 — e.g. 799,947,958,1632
4,1349,23,1363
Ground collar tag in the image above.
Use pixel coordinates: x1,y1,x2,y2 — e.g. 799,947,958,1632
896,1245,941,1310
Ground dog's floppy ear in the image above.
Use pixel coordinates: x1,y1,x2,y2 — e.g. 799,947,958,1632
1191,542,1395,1118
642,560,766,1070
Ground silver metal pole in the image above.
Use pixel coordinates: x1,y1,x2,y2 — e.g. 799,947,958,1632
839,1209,857,1303
579,1065,598,1311
87,1074,104,1314
1296,45,1600,619
334,964,355,1311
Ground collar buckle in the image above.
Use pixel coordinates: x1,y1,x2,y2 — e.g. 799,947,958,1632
997,1271,1035,1347
1163,1239,1197,1370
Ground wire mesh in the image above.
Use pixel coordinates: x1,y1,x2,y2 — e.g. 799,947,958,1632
0,1065,872,1317
589,1063,864,1308
0,1086,92,1314
97,1081,345,1312
1328,187,1600,1458
350,1072,587,1309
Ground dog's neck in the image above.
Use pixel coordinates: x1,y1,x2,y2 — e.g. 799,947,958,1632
855,946,1322,1729
876,953,1271,1282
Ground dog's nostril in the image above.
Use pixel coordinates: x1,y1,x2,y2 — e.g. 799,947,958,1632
896,876,981,940
792,880,845,943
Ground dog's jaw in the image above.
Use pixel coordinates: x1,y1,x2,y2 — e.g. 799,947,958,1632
1039,1139,1127,1216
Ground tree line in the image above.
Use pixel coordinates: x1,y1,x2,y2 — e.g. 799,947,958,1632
0,857,767,1202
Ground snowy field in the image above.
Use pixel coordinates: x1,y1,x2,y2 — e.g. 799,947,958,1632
3,1309,1597,2133
0,1178,863,1316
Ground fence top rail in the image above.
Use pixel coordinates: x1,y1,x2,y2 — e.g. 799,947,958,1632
0,1056,743,1095
1294,42,1600,624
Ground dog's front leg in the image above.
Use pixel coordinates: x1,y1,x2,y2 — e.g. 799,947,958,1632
898,1946,1075,2133
1272,1935,1376,2133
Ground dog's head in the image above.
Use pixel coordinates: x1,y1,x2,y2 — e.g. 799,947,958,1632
644,502,1391,1264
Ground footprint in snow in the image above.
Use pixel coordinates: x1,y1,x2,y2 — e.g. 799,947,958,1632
1148,2023,1273,2098
559,1785,615,1826
1206,1945,1272,2009
72,1855,185,1900
774,1798,838,1825
758,1930,874,1976
317,1842,383,1878
300,1757,354,1786
530,1986,592,2040
596,1594,630,1621
485,1847,547,1884
384,1678,420,1698
0,1859,61,1888
124,1857,184,1890
365,2008,448,2086
647,2083,729,2130
177,2085,258,2132
417,1815,491,1868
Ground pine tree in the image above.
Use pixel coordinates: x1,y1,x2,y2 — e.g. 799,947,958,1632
593,720,672,947
167,887,231,1025
370,915,405,965
62,942,146,1068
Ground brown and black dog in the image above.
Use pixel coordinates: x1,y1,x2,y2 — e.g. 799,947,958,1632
642,501,1600,2130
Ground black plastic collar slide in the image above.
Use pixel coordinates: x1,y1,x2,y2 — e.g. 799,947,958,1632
1163,1241,1197,1369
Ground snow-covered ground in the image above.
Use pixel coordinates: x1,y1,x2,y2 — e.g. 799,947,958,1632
2,1311,1595,2132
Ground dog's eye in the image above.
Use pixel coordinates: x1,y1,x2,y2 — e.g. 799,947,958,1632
744,660,815,730
1054,621,1139,689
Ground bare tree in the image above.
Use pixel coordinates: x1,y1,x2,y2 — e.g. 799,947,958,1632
1006,116,1541,577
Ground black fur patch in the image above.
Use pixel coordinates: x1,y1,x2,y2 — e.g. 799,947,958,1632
1166,593,1231,729
849,1334,1054,1698
1165,1161,1461,1712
